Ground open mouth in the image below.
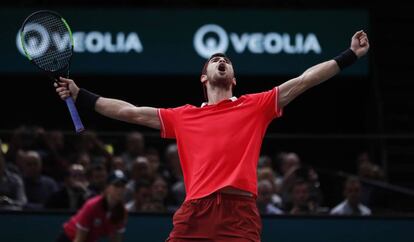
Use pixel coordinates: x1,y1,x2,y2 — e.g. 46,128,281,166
218,63,226,72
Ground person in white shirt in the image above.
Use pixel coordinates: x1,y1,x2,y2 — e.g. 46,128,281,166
330,177,371,216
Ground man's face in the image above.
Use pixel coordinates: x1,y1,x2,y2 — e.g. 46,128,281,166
203,56,236,89
345,181,361,206
152,178,168,201
292,183,309,207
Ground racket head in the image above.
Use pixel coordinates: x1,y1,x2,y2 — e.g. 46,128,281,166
20,10,73,76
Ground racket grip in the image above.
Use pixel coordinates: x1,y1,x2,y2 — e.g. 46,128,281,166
64,97,85,133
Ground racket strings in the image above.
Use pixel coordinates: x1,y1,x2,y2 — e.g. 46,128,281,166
22,13,72,72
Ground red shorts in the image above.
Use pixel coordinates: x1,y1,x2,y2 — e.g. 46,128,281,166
166,192,262,242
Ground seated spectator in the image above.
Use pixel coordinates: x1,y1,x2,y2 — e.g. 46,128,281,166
45,164,88,211
150,176,169,213
277,152,301,203
257,167,282,207
164,144,185,207
289,180,318,215
74,131,112,165
124,156,153,202
258,155,273,169
85,163,108,199
257,180,283,215
110,156,127,174
73,152,91,171
122,132,145,172
356,152,385,207
0,149,27,210
126,179,152,212
330,177,371,216
21,150,58,210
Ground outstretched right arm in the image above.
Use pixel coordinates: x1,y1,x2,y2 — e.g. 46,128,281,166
55,78,160,130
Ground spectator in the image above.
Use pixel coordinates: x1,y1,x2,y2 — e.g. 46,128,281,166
356,152,385,207
121,132,145,172
126,179,152,212
21,150,58,210
257,180,283,215
258,155,273,169
330,177,371,216
145,147,166,178
41,130,70,182
164,144,185,206
257,167,282,207
0,148,27,210
74,131,112,165
150,176,169,212
85,163,108,199
46,164,88,211
289,180,317,215
124,156,153,202
5,126,40,163
110,156,127,174
73,152,91,171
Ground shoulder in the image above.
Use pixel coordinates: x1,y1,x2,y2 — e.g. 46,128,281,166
330,200,347,214
244,87,278,100
359,204,372,215
84,195,103,209
5,170,23,184
159,104,195,112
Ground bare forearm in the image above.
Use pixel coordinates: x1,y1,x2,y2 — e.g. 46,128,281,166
301,59,340,88
95,97,136,122
278,30,369,108
95,97,160,129
279,60,340,107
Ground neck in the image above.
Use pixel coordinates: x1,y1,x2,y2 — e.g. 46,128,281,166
207,86,233,105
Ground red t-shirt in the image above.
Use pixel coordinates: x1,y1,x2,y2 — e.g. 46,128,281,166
158,87,282,201
63,195,126,242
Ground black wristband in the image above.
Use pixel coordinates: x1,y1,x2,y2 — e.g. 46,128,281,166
76,88,101,111
334,49,358,70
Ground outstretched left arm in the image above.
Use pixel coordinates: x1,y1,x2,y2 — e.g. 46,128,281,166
278,30,369,108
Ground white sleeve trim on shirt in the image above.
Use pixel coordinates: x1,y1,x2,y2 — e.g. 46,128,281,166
117,227,126,233
157,108,166,138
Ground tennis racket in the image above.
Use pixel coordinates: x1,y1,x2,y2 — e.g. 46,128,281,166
20,10,84,133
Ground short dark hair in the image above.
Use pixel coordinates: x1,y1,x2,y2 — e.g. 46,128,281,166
201,53,228,75
201,53,231,101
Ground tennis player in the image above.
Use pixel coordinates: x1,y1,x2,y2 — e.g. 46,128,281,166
56,31,369,241
55,170,128,242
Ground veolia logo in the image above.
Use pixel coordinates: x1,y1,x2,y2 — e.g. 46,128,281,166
17,24,143,56
193,24,322,58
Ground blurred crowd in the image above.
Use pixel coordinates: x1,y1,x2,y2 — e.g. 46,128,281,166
0,125,385,216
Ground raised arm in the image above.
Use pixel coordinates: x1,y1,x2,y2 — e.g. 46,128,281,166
278,30,369,108
55,78,160,129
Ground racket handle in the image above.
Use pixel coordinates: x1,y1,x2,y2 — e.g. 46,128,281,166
64,97,85,133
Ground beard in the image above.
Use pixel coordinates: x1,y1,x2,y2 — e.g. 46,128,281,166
209,72,233,90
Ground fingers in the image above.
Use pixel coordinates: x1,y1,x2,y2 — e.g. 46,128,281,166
55,88,71,99
360,37,369,47
55,83,71,100
53,81,68,88
352,30,364,39
353,30,369,47
59,77,73,84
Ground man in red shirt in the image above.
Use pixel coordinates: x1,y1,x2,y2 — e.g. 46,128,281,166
56,31,369,241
